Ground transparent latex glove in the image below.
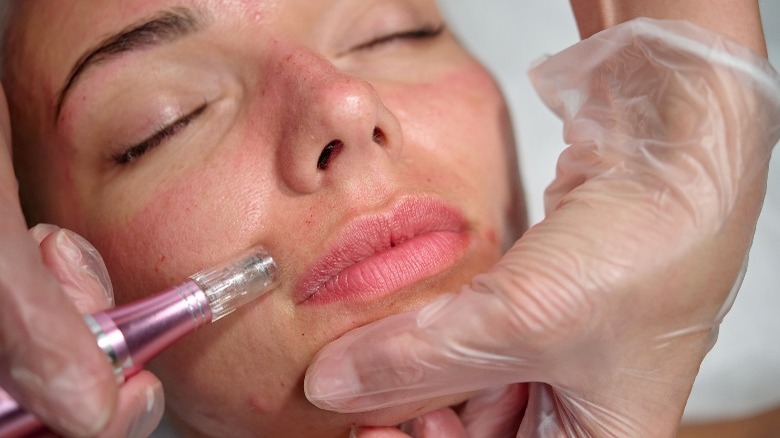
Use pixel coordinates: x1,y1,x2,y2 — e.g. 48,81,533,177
351,385,527,438
0,86,163,437
0,224,165,438
351,408,468,438
305,18,780,437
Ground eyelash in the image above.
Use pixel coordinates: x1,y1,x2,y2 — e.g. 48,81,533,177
114,102,207,165
353,24,445,51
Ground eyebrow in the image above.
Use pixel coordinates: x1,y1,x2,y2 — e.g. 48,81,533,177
54,7,204,121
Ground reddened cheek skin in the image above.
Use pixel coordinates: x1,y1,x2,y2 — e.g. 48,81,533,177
380,63,502,116
86,186,253,303
380,63,517,230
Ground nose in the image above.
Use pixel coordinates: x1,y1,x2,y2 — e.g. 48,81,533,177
273,48,403,194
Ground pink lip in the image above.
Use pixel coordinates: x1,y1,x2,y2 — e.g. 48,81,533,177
294,197,470,305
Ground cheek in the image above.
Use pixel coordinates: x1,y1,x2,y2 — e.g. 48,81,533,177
396,65,510,174
85,149,277,303
383,65,517,224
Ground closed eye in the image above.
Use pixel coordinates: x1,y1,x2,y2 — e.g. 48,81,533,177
114,102,208,165
352,24,445,52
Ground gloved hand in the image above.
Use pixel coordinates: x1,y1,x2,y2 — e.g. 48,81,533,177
0,86,163,437
350,386,528,437
305,18,780,437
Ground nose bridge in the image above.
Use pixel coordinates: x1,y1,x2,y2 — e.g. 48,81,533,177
272,44,402,195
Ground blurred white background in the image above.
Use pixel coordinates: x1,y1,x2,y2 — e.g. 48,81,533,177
441,0,780,424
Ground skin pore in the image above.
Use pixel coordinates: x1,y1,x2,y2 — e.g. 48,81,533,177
3,0,526,436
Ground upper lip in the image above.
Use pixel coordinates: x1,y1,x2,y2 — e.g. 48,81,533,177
293,196,468,303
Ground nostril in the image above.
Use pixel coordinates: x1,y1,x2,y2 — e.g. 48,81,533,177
317,140,343,170
372,127,386,146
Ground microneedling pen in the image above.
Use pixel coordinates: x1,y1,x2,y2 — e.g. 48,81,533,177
0,246,278,438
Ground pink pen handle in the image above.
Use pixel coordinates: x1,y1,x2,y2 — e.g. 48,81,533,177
0,281,212,438
91,280,212,381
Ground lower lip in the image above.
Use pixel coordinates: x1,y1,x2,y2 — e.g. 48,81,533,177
299,229,469,305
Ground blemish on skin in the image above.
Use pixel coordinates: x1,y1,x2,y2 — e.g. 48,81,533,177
485,229,498,245
249,395,271,413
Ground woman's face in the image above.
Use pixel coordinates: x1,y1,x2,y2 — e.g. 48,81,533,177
5,0,524,436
